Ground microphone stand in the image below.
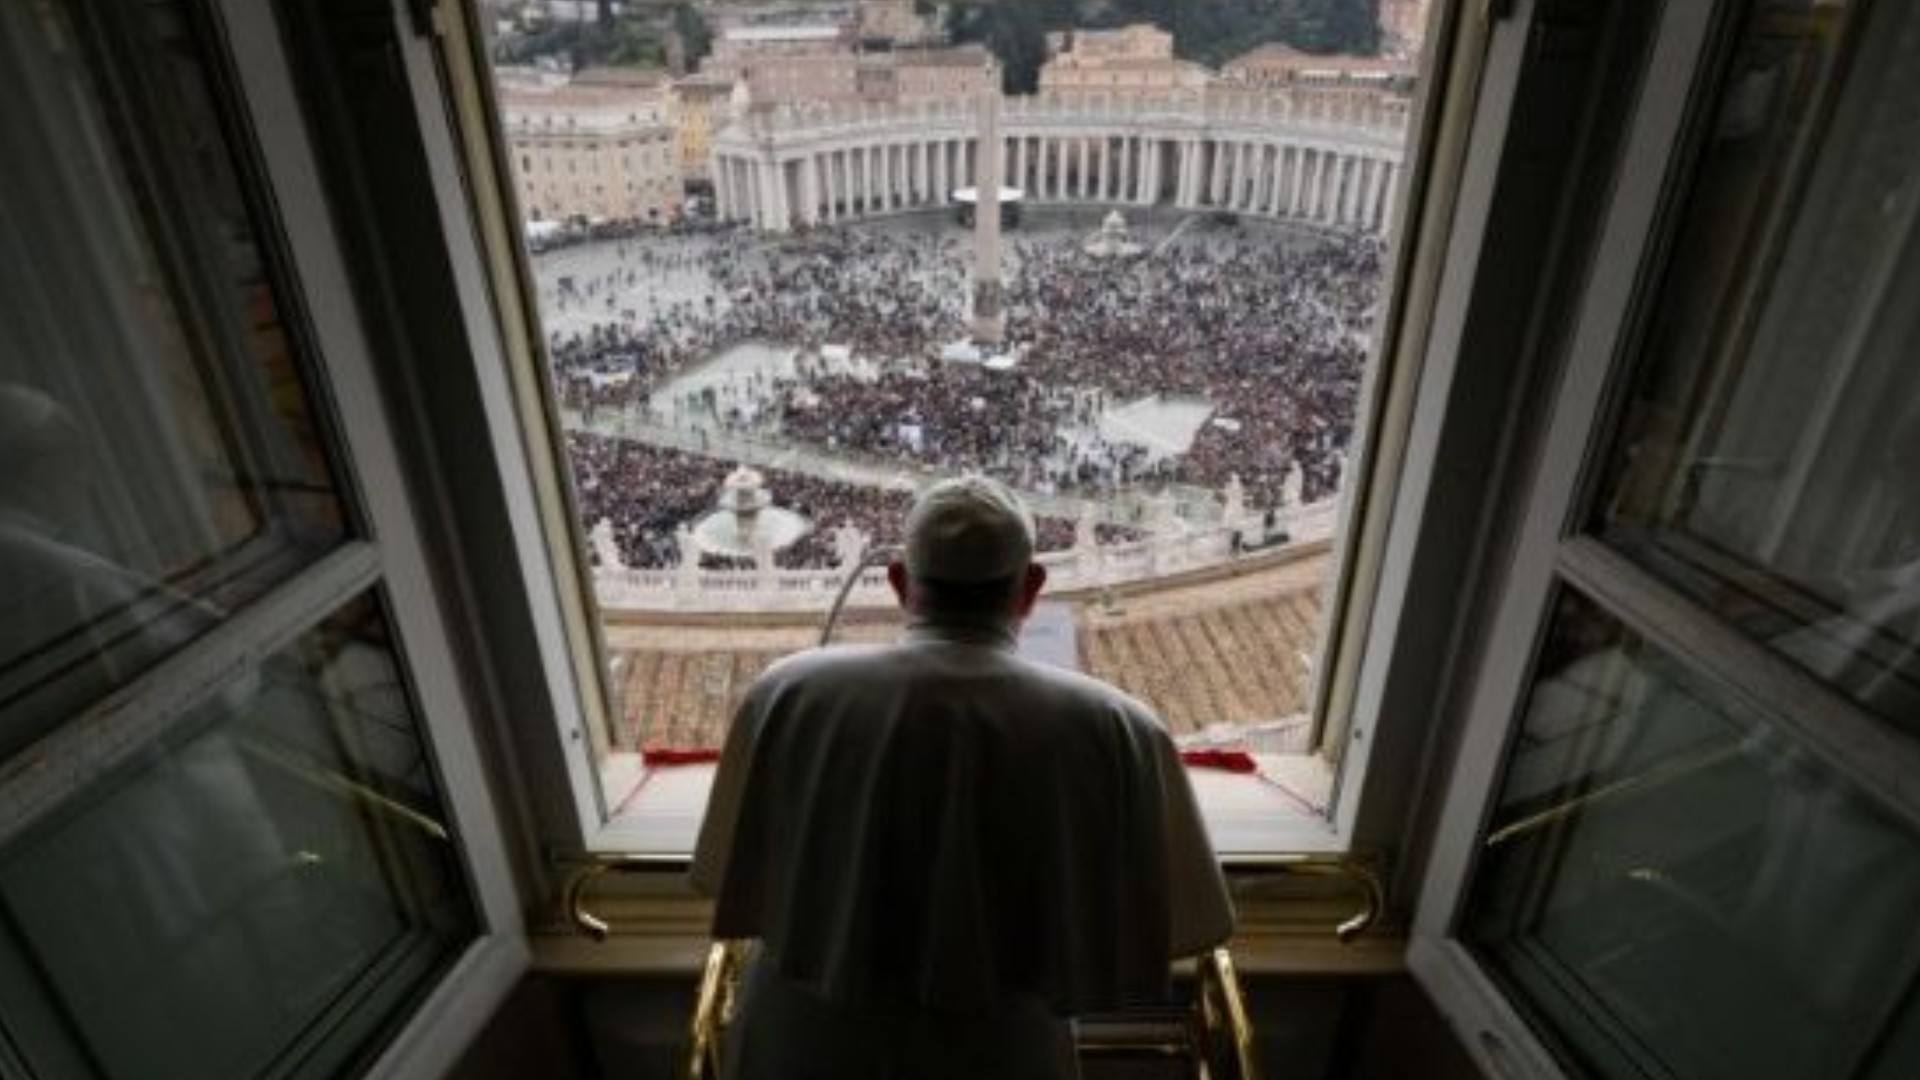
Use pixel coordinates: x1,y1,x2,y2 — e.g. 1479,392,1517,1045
819,545,901,646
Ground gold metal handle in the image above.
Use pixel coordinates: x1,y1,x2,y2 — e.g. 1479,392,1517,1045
685,941,745,1080
564,862,614,941
561,853,686,941
1198,947,1262,1080
1232,854,1384,942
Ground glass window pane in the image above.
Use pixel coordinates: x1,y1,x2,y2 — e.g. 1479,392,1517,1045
0,0,349,755
1592,0,1920,727
1463,588,1920,1080
0,592,477,1080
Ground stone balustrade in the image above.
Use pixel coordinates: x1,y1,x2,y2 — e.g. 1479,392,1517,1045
595,497,1339,614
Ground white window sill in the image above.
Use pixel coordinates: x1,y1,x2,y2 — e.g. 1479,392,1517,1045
589,748,1346,857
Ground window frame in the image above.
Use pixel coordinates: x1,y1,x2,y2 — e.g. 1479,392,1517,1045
1404,0,1920,1074
421,0,1529,866
0,0,535,1074
207,2,537,1072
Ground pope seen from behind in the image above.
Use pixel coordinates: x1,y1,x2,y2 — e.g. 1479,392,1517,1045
692,474,1235,1080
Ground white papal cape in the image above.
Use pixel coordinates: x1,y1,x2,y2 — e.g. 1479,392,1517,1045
691,623,1235,1080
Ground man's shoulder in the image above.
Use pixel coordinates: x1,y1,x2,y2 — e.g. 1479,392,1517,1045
1009,655,1167,730
752,642,897,686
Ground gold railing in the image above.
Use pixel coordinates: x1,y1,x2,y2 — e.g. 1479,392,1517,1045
563,853,1384,1080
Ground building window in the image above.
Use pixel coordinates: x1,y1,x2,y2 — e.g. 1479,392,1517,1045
465,2,1444,854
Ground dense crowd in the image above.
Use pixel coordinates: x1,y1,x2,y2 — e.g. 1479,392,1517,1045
543,217,1382,562
569,432,1138,571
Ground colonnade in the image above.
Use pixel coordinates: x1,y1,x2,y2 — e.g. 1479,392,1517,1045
712,103,1405,235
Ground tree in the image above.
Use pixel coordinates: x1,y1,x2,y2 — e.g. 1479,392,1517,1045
672,3,712,68
1281,0,1379,55
944,1,1078,93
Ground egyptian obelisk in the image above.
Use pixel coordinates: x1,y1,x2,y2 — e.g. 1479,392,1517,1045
970,61,1004,347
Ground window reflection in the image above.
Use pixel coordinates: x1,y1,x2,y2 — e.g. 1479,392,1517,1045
1595,0,1920,727
0,592,474,1080
1466,588,1920,1080
0,0,347,755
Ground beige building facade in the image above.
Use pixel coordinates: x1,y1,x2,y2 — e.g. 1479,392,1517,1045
1038,23,1211,101
501,82,684,224
669,75,735,182
1221,44,1416,97
857,0,936,44
700,44,993,109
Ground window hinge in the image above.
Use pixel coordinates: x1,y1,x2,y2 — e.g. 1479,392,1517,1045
405,0,446,39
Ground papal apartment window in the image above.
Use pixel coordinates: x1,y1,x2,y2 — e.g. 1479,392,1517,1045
1,0,509,1074
471,0,1443,852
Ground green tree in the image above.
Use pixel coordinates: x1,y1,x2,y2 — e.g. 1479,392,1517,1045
1281,0,1379,54
672,3,712,68
944,1,1078,93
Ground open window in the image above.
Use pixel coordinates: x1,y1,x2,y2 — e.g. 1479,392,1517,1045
1407,0,1920,1075
436,0,1469,858
0,0,526,1073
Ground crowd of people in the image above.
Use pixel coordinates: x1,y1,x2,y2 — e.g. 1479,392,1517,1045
568,432,1138,571
541,216,1383,562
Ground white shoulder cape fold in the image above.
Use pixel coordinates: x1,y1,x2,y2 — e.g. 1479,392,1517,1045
691,648,1234,1015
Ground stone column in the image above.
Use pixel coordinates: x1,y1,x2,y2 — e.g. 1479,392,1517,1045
749,158,768,230
1313,153,1330,223
800,155,818,225
1319,152,1337,222
1290,148,1307,217
1327,154,1344,224
1265,147,1285,216
1341,156,1359,225
836,150,850,220
1073,138,1086,199
1321,153,1339,223
817,152,829,222
1234,142,1251,211
1362,157,1382,230
776,159,796,231
1383,163,1401,233
714,154,732,220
